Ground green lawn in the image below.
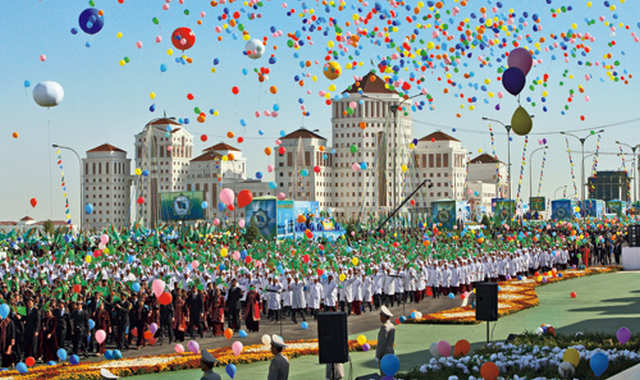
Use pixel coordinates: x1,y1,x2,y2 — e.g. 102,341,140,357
130,271,640,379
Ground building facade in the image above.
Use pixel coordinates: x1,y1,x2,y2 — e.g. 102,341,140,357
134,118,194,227
467,153,508,198
82,144,132,231
588,171,630,202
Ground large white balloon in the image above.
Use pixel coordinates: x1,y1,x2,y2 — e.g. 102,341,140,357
33,81,64,108
244,39,265,59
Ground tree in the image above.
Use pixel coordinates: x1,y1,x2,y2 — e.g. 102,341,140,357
42,220,54,236
244,215,262,244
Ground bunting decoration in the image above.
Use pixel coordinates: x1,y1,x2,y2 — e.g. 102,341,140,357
618,144,631,202
516,135,529,204
55,150,72,226
489,125,502,197
537,149,547,197
565,138,578,197
589,134,602,195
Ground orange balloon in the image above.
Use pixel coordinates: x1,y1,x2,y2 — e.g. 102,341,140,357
228,153,235,161
297,215,306,223
269,86,278,94
144,331,153,340
224,328,233,339
12,132,18,139
264,147,272,156
480,362,499,380
454,339,471,357
227,131,235,138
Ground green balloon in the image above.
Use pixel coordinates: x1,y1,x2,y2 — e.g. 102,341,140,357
152,17,159,25
350,145,358,154
511,106,532,136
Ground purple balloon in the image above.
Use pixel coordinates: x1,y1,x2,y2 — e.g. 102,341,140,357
508,47,533,75
362,343,371,352
187,340,200,354
502,67,526,96
617,327,631,345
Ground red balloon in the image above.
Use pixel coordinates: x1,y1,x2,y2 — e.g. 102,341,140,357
171,27,196,50
158,292,173,306
25,357,35,367
237,189,254,208
227,204,235,211
278,146,286,155
72,284,81,293
137,197,145,205
231,86,240,95
200,134,208,142
30,198,37,208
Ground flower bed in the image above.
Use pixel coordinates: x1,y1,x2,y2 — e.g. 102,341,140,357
0,339,377,380
399,332,640,380
406,267,617,324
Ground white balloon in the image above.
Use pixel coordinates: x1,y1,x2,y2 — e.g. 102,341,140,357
33,81,64,108
558,361,575,378
429,342,440,358
244,39,265,59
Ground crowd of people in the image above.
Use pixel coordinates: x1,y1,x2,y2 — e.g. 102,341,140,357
0,217,631,368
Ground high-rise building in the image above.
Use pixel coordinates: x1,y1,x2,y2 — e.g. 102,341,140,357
82,144,132,230
134,118,194,227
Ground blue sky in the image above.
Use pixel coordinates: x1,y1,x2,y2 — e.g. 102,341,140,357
1,0,639,224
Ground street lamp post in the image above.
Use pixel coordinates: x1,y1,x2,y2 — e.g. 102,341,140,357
554,185,567,199
560,130,604,204
52,144,83,232
529,145,548,203
616,141,639,204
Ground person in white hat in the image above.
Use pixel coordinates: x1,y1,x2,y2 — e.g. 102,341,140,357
376,305,395,376
100,368,119,380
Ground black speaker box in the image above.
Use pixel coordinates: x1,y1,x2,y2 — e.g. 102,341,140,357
318,312,349,364
475,282,498,322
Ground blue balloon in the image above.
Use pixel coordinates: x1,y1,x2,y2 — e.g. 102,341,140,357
300,169,309,177
201,201,209,210
301,321,308,329
399,316,406,323
85,203,94,214
238,330,248,338
88,319,95,330
70,28,78,35
280,130,286,137
57,348,67,361
142,170,149,177
226,364,237,378
78,8,104,35
160,63,168,72
448,293,455,299
256,171,263,179
590,352,609,377
112,350,122,359
380,354,400,377
69,354,80,365
269,182,277,189
258,130,264,135
0,304,9,319
131,283,140,292
46,361,56,366
217,203,226,212
104,350,113,360
24,80,31,88
502,67,526,96
16,362,27,374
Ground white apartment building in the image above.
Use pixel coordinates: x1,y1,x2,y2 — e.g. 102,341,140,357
466,180,497,216
134,118,194,227
468,153,508,199
413,131,468,208
275,129,333,207
188,142,270,221
82,143,132,231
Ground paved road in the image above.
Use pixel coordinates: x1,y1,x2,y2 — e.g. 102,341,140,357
80,295,461,361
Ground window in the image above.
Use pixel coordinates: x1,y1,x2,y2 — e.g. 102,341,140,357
443,153,449,168
429,154,434,168
436,154,441,168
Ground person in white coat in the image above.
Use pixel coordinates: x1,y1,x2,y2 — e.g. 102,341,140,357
267,278,283,322
307,277,323,319
289,275,306,324
323,275,338,311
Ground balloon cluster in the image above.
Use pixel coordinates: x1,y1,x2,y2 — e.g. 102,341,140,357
502,48,534,136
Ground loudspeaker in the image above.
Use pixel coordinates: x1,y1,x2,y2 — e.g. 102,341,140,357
318,312,348,364
628,225,640,247
475,282,498,322
355,374,381,380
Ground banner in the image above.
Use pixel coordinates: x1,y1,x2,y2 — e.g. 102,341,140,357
432,200,456,229
529,197,546,212
246,197,278,239
160,191,204,221
551,199,576,221
492,199,515,224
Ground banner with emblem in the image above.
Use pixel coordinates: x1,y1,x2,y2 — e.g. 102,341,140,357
160,191,204,220
492,198,515,224
529,197,546,212
246,197,278,239
431,200,456,229
551,199,576,221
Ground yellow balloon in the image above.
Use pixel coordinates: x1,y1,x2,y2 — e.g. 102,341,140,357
563,348,580,367
116,32,123,39
149,92,156,100
401,164,408,173
323,61,342,80
339,273,346,282
135,168,142,176
221,248,228,257
357,335,367,345
85,255,92,263
352,257,359,266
